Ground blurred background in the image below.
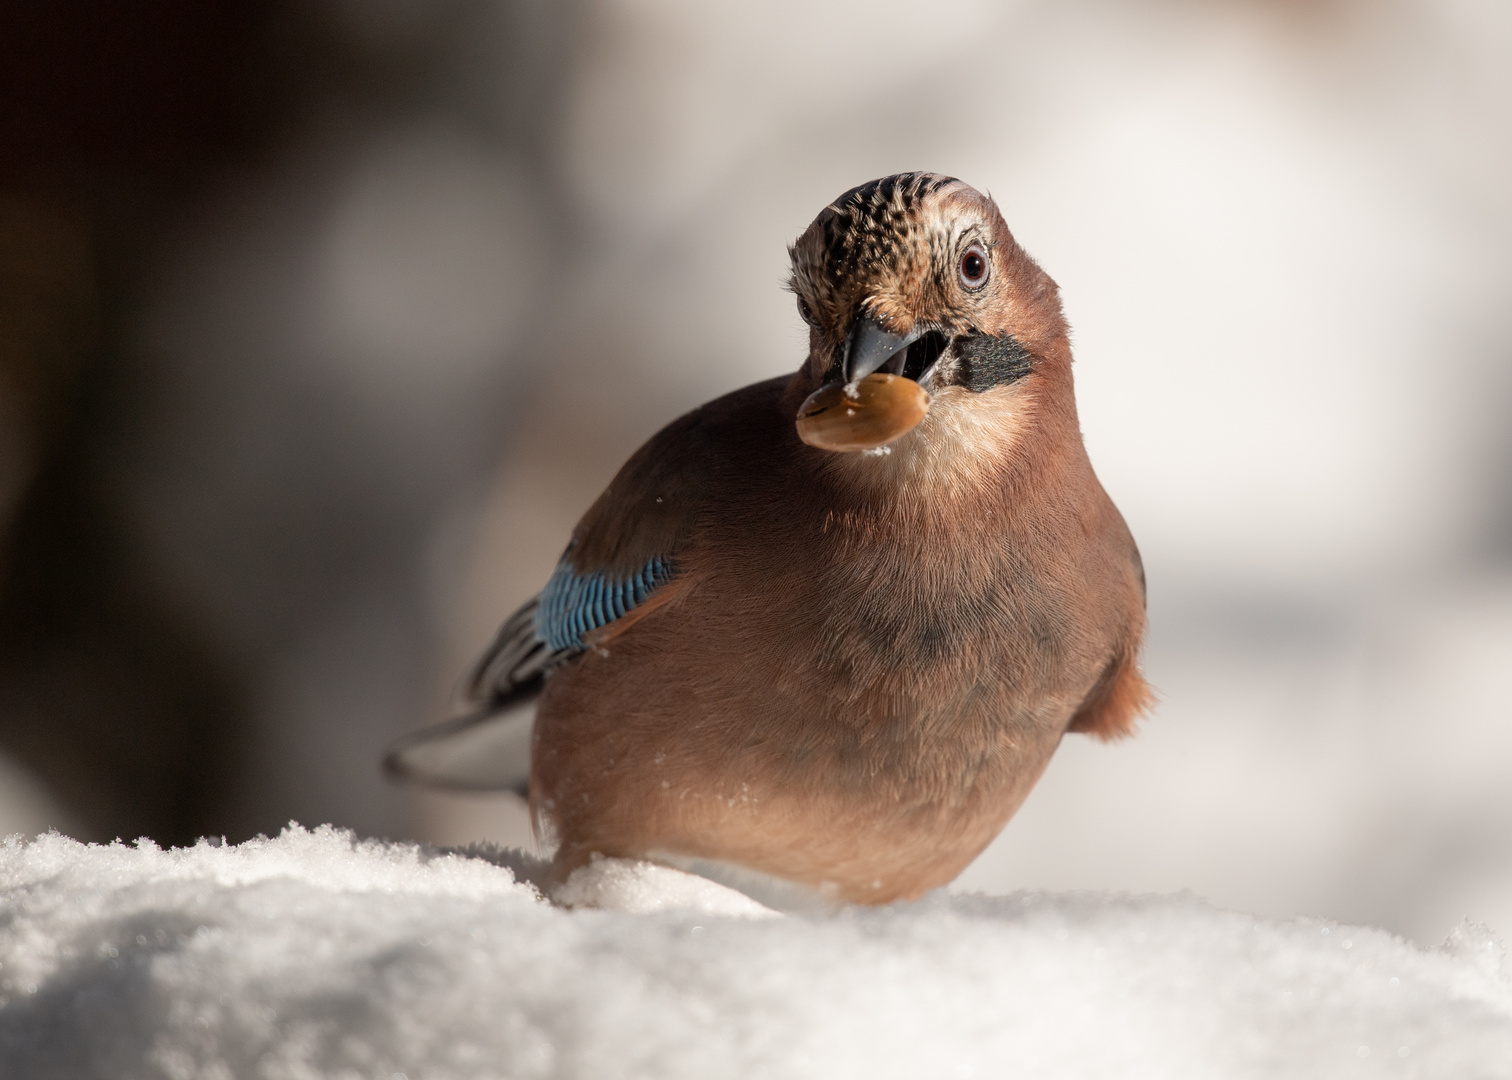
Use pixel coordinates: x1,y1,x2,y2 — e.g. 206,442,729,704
1,0,1509,946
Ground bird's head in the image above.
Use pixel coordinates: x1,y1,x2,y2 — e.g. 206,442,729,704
787,173,1069,456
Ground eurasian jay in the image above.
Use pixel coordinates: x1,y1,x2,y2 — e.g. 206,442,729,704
387,172,1151,906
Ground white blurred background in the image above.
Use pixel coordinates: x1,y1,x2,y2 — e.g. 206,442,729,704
1,0,1508,947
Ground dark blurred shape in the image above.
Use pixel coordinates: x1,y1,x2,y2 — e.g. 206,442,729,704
0,196,92,549
0,0,570,843
0,2,285,843
0,3,271,188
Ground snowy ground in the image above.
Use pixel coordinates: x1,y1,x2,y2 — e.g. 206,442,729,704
2,827,1509,1079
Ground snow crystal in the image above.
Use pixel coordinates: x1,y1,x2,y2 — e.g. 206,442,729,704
1,825,1509,1079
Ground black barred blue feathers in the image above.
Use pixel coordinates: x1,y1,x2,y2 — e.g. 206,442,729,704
380,552,678,794
538,556,676,652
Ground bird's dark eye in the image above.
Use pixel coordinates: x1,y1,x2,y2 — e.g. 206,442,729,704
959,244,989,290
797,297,815,324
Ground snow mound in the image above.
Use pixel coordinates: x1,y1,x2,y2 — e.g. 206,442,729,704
1,826,1509,1079
554,855,778,918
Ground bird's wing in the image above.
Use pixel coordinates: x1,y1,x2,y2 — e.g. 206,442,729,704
381,381,765,792
462,552,680,711
382,555,682,793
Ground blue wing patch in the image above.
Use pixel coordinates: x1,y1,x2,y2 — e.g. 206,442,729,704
536,555,675,651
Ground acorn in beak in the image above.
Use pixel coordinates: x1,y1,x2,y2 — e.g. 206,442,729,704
796,315,939,452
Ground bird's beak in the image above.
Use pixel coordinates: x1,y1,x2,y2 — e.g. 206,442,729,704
842,316,925,385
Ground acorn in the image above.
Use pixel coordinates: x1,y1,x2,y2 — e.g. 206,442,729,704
795,373,931,452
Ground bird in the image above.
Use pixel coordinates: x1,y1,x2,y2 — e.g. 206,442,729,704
386,172,1151,906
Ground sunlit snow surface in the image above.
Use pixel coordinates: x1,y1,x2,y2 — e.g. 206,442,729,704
2,827,1509,1079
